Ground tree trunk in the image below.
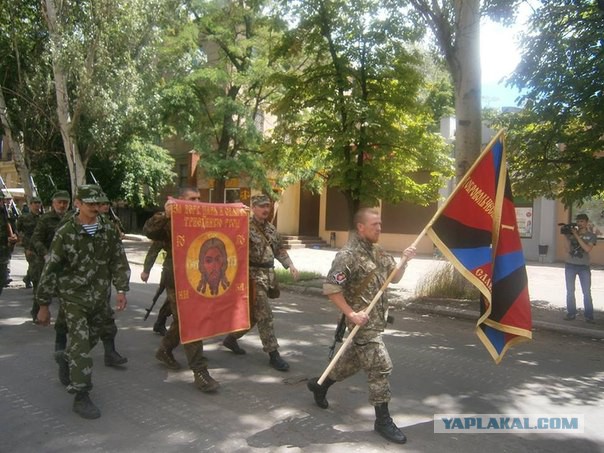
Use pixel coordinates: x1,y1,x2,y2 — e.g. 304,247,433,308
42,0,86,197
452,0,482,181
0,85,33,199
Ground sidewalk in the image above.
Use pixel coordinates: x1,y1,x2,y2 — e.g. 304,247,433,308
122,237,604,340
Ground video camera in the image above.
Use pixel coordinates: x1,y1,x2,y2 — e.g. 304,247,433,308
559,223,577,235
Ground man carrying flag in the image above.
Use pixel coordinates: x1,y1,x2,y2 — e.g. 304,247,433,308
307,207,416,444
143,187,219,393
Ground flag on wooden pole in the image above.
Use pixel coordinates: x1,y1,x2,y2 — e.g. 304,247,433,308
427,130,532,363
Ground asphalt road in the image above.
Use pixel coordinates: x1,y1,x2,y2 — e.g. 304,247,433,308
1,254,603,452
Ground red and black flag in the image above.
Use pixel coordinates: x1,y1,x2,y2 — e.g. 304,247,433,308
427,130,532,363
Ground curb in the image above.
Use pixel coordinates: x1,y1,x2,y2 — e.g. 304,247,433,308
281,284,604,341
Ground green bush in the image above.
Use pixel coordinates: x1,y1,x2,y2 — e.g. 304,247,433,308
274,268,323,285
415,262,479,300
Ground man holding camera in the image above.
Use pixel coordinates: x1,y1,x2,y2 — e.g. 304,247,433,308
563,213,597,323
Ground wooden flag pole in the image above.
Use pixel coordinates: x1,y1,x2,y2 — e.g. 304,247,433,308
317,130,506,385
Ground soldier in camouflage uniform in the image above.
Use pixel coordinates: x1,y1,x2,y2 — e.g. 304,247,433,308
222,194,299,371
0,192,19,294
36,185,130,419
16,197,43,292
307,207,416,444
144,187,219,393
30,190,70,323
51,193,128,367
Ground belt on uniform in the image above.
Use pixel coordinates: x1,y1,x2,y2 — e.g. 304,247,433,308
250,262,274,269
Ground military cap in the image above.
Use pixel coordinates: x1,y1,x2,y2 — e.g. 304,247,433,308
98,192,110,203
76,184,104,203
52,190,71,201
30,196,42,203
0,189,12,199
251,194,271,206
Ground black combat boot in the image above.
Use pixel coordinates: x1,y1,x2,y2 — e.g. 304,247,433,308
193,368,220,393
374,402,407,444
54,350,70,386
73,392,101,419
223,334,246,354
307,377,335,409
103,339,128,367
268,350,289,371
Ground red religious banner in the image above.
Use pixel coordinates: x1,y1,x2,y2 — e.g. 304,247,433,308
171,200,250,343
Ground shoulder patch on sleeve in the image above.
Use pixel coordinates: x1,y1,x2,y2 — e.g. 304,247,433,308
330,271,347,285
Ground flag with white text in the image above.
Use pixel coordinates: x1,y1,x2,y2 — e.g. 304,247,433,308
427,130,532,363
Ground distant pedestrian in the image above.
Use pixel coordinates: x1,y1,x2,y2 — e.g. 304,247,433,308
36,184,131,419
307,207,415,444
563,213,597,323
221,194,298,372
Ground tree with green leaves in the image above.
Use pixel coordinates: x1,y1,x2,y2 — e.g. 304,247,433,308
40,0,176,201
0,0,177,206
408,0,521,179
268,0,452,223
159,0,289,202
502,0,604,206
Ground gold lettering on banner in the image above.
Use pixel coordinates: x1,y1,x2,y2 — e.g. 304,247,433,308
475,268,493,290
176,234,186,247
178,289,190,300
463,179,495,217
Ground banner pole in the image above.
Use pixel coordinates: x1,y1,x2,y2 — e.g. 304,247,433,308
317,129,506,385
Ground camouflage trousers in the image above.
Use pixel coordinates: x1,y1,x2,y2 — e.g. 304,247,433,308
55,297,118,342
231,282,279,353
61,299,107,394
161,287,207,372
328,333,393,406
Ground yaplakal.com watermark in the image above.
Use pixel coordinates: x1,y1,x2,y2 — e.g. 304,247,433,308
434,414,584,434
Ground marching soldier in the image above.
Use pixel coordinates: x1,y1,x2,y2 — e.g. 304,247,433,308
221,194,299,371
16,197,43,291
36,184,130,419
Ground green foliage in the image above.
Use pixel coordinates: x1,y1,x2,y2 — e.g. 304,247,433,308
268,0,453,218
275,268,323,285
88,140,176,207
158,0,289,199
504,0,604,205
415,262,479,300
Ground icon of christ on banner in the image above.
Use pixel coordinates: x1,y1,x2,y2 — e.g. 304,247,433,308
171,200,250,343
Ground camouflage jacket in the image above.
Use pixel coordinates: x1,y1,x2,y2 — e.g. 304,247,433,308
249,216,293,288
143,212,174,288
31,209,65,257
143,240,164,274
16,212,41,250
323,232,396,335
36,215,130,306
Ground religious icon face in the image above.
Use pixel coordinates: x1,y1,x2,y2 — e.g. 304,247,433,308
197,238,230,296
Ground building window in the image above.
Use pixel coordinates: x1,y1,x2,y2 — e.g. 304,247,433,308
178,164,189,187
225,188,240,203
